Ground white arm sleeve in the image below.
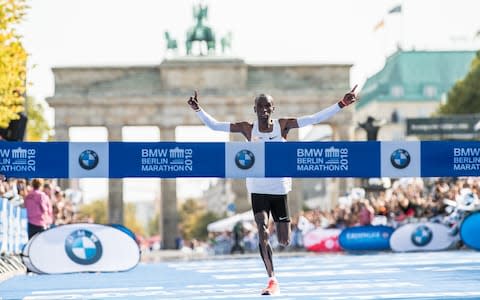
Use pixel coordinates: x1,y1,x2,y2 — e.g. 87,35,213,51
195,109,231,132
296,103,341,128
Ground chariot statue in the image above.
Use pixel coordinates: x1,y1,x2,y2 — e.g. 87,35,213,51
185,3,216,55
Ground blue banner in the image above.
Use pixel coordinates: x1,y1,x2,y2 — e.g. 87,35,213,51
0,142,68,178
266,142,381,177
109,142,225,178
339,225,394,251
421,141,480,177
0,141,476,178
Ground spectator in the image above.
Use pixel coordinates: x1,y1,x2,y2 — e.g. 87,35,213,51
230,221,245,254
24,178,53,239
358,201,375,226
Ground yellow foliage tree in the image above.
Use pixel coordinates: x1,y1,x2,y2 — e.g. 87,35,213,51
0,0,28,128
26,97,52,141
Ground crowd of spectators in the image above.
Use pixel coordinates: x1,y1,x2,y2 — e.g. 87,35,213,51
0,177,80,238
207,177,480,254
293,177,480,232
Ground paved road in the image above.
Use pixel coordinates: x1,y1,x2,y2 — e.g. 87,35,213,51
1,250,480,299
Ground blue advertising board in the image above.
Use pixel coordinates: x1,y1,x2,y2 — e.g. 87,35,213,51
339,225,394,251
265,142,380,177
109,142,225,178
0,141,477,178
0,142,68,178
460,212,480,251
421,141,480,177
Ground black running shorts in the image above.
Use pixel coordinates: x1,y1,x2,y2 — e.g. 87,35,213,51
251,193,290,223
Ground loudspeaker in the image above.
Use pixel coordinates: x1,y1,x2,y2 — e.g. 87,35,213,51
0,112,28,141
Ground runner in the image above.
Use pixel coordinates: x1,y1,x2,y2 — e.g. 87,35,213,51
188,86,357,295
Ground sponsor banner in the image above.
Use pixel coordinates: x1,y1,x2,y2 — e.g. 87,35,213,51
22,223,140,274
406,116,479,136
0,141,478,178
460,212,480,251
266,142,380,177
225,142,264,178
381,141,420,178
390,222,456,252
422,141,480,177
339,225,394,251
0,142,67,178
69,142,109,178
109,142,224,178
303,228,342,252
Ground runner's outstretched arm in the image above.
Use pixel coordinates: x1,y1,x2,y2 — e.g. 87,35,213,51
188,90,252,138
188,90,231,132
280,85,359,131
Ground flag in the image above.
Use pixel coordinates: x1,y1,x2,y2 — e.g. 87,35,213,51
373,19,385,31
388,5,402,14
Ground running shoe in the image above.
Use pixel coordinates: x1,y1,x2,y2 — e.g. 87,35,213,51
261,278,279,295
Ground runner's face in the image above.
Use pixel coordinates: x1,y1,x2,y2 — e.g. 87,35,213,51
255,97,274,120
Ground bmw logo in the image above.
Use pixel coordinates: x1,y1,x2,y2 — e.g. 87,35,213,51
79,150,99,170
411,225,433,247
235,149,255,170
390,148,410,169
65,229,103,265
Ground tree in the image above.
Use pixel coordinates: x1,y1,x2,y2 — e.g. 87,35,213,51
147,212,160,236
76,199,108,224
0,0,28,128
25,97,52,141
76,199,146,236
179,199,222,240
123,202,145,236
438,50,480,114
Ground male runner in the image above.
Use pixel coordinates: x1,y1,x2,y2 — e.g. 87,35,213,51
188,86,357,295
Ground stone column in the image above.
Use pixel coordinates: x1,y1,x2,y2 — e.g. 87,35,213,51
107,125,124,224
160,127,178,249
54,126,71,190
331,123,355,207
288,130,303,216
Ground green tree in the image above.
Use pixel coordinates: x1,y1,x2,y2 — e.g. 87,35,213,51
123,202,145,236
147,212,160,236
0,0,28,128
438,50,480,114
76,199,108,224
76,199,145,236
25,97,52,141
179,199,222,240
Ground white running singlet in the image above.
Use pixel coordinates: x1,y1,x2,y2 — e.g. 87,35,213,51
246,119,292,195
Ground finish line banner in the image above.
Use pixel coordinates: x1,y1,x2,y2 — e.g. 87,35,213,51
0,141,478,178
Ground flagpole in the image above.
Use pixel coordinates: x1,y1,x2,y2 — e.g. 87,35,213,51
399,0,405,49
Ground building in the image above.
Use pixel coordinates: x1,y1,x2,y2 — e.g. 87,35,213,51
356,50,476,141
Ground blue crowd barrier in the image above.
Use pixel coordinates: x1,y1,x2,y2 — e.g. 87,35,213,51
0,197,28,255
0,141,478,178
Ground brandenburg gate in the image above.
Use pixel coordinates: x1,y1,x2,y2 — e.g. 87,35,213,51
47,5,354,249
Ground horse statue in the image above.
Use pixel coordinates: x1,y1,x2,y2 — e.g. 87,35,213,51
185,3,215,55
220,31,232,54
164,31,178,52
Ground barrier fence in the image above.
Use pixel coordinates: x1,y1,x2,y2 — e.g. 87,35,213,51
0,141,478,178
0,197,28,256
